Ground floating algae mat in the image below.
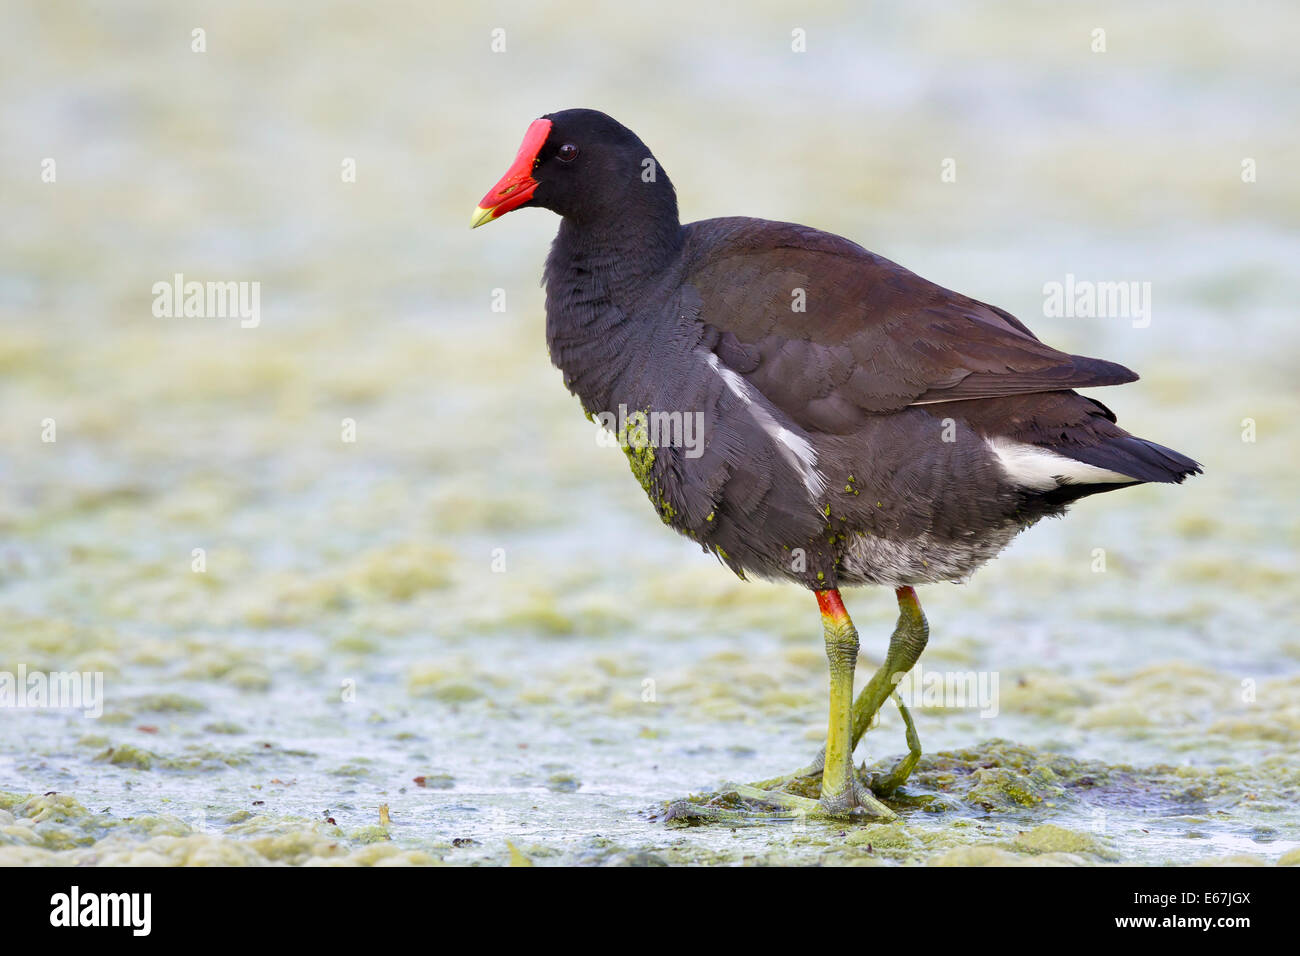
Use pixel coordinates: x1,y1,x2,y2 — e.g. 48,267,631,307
2,2,1299,866
2,566,1298,866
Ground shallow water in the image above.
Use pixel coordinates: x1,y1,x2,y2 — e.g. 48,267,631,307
1,1,1297,865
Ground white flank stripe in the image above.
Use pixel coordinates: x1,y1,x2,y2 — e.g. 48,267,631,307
705,353,827,499
986,437,1137,490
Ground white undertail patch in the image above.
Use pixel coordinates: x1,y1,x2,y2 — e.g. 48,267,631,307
705,352,827,499
986,437,1137,490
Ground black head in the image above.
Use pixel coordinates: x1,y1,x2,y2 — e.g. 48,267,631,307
472,109,677,229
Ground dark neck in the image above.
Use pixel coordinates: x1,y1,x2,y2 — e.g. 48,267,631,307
546,177,685,306
543,185,686,415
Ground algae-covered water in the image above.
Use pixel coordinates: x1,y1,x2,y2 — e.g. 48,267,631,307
1,1,1297,865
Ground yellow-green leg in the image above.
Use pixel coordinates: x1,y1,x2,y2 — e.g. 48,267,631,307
815,589,877,815
748,585,929,797
663,587,895,823
851,586,929,795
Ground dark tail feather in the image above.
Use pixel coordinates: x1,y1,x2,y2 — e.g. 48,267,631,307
1064,435,1202,484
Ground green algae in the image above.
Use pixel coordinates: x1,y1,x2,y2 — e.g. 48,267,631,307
657,736,1297,865
1010,824,1119,861
157,748,250,771
845,822,916,850
127,693,206,713
430,683,483,703
413,773,455,790
328,761,375,778
545,772,583,793
204,721,248,735
617,408,682,527
95,745,157,770
349,825,393,845
898,740,1213,818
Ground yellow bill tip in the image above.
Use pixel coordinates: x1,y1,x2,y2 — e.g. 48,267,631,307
470,205,496,229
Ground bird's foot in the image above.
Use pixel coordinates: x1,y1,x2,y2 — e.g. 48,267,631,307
660,766,896,825
815,775,897,820
745,739,918,801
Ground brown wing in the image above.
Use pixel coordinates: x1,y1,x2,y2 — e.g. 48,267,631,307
683,217,1136,433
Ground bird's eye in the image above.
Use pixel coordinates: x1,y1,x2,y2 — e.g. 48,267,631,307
557,143,579,163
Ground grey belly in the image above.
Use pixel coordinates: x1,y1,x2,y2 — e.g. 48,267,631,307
837,519,1029,587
